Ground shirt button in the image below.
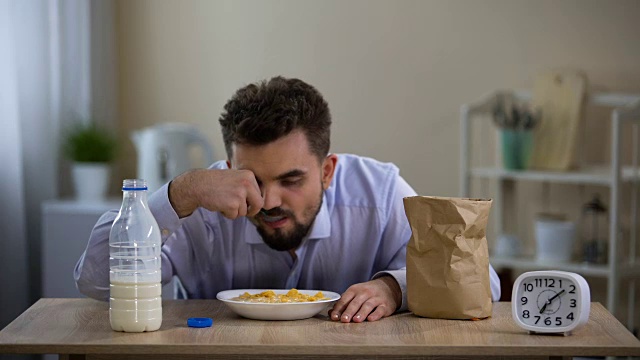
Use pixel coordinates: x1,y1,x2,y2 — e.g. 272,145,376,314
161,229,170,236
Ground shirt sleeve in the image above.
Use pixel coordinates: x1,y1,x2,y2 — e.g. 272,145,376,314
371,174,416,312
73,182,184,301
73,209,117,301
489,263,502,301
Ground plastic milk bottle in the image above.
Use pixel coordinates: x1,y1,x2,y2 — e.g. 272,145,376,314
109,179,162,332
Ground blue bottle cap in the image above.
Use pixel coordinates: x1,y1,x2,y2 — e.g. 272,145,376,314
187,317,213,328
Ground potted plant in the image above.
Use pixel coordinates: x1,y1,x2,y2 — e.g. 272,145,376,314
63,122,118,201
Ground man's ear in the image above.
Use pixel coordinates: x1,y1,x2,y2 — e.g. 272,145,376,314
321,154,338,190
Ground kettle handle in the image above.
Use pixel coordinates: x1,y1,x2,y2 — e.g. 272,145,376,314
189,131,215,166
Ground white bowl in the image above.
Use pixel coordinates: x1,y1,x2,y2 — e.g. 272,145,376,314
216,289,341,321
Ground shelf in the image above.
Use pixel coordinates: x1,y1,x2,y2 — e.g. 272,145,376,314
469,166,640,186
463,89,640,329
491,256,640,278
491,256,611,277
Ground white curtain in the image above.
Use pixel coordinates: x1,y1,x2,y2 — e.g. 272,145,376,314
0,0,29,333
0,0,116,334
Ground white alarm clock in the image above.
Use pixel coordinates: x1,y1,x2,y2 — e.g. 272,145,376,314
512,270,590,335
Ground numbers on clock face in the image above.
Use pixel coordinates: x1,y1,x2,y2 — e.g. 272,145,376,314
517,276,577,328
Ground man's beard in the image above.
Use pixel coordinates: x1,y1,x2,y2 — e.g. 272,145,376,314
255,187,324,252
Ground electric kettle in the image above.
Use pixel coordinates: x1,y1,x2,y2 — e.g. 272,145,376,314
131,123,215,192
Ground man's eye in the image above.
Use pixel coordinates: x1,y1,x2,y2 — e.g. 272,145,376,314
281,179,302,187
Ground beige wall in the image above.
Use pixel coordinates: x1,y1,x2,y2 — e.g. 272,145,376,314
116,0,640,195
115,0,640,326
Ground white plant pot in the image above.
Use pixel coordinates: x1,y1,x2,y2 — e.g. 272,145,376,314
72,162,111,202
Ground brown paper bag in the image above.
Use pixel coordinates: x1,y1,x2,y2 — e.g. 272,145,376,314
403,196,493,319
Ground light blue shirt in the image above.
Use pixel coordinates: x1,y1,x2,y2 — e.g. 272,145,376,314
75,154,501,311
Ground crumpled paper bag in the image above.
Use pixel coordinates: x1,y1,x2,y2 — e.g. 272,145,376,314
403,196,493,319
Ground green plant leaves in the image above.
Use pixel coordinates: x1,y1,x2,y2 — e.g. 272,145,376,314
63,122,117,162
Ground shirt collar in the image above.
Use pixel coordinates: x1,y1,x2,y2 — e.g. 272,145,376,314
244,192,331,244
307,192,331,239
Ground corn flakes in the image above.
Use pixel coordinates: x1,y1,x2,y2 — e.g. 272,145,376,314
232,289,329,303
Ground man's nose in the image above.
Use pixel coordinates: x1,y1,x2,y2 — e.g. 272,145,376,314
261,185,282,210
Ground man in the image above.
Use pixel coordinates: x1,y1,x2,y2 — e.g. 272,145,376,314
75,76,500,323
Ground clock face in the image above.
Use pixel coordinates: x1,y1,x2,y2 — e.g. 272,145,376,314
514,275,580,329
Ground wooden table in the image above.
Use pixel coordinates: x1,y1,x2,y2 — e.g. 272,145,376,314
0,299,638,360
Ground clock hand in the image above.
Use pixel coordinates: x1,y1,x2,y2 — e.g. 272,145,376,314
547,289,565,303
539,289,566,314
539,302,547,314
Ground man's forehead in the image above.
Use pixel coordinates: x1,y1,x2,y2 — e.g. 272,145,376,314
230,131,318,169
230,146,318,180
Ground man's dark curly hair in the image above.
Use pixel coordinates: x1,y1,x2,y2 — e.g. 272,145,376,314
219,76,331,162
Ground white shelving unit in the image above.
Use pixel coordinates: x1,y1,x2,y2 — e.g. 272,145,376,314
460,90,640,331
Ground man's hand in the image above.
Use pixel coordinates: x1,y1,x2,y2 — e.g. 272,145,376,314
168,168,264,219
328,276,401,323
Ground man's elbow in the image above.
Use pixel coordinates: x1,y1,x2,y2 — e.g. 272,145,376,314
74,257,109,301
489,264,501,302
75,276,109,301
491,282,502,302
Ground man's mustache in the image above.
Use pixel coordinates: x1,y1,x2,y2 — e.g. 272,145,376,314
259,208,292,219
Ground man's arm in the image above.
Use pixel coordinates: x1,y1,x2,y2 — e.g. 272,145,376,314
329,173,415,322
74,166,265,300
73,210,118,301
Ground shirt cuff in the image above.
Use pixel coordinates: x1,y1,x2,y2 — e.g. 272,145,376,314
148,182,184,243
372,269,407,312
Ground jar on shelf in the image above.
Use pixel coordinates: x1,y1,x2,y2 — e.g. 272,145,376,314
581,194,608,264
